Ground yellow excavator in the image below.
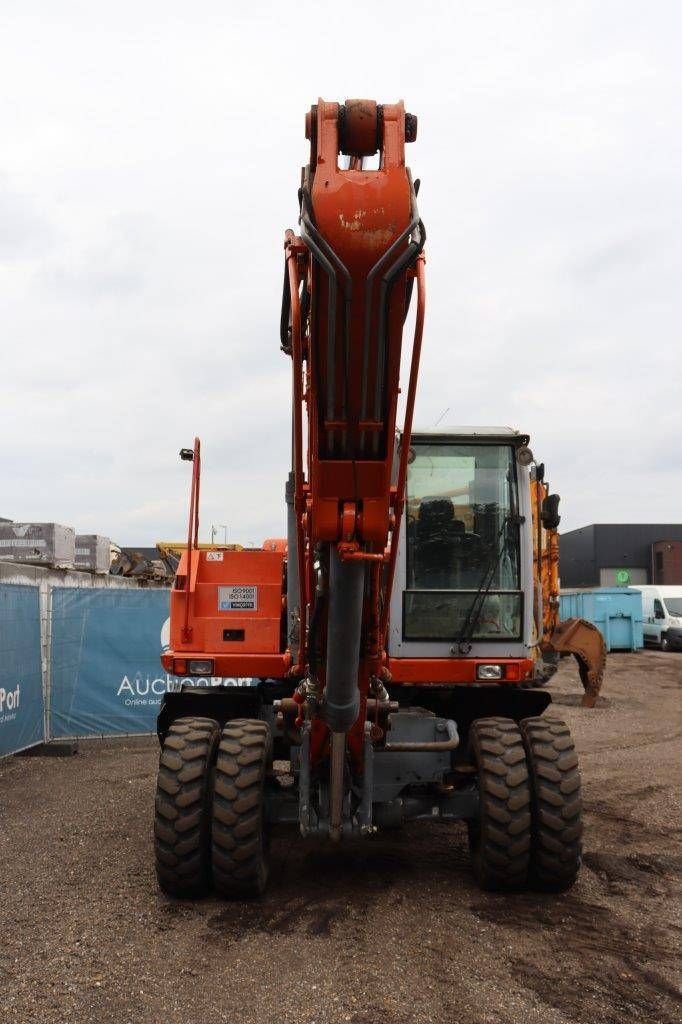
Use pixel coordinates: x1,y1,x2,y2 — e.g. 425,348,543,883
530,464,605,706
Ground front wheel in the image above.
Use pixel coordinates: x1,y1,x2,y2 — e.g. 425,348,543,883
467,717,531,891
154,716,221,897
660,635,670,652
520,716,582,892
212,719,272,898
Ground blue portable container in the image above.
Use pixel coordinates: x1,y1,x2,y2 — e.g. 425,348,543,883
560,588,644,652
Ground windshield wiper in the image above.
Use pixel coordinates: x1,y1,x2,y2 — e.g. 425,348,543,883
455,513,522,654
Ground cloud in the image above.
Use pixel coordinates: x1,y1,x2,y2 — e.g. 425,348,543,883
0,178,53,259
0,0,680,545
569,234,656,283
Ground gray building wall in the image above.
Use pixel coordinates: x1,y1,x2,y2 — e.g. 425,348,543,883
560,524,682,588
559,524,596,588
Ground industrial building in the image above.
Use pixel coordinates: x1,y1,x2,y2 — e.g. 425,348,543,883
560,524,682,588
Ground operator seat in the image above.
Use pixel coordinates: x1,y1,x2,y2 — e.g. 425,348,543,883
451,516,484,587
415,497,457,588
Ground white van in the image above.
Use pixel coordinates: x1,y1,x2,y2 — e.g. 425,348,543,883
630,585,682,651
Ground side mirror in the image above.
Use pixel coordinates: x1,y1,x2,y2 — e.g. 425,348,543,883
541,493,561,531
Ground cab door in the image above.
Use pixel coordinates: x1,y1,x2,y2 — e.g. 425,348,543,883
650,597,666,646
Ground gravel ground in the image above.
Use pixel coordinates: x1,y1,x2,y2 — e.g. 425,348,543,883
1,652,680,1024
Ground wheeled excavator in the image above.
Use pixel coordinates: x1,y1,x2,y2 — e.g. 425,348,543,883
153,99,605,898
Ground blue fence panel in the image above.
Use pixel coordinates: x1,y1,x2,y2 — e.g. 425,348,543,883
50,588,177,737
0,584,44,756
50,588,254,738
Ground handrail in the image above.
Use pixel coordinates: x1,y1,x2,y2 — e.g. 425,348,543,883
285,237,308,674
181,437,201,643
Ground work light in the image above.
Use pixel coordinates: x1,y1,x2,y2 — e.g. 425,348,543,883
476,664,503,680
188,659,214,675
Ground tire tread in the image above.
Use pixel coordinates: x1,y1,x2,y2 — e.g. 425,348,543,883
468,717,531,891
154,716,220,897
521,716,582,892
212,719,271,898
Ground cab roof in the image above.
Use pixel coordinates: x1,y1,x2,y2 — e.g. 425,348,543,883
410,426,529,445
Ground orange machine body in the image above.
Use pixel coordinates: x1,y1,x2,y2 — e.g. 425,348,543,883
161,546,290,679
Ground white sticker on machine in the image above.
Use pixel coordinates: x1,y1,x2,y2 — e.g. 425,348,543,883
206,551,224,562
218,585,258,611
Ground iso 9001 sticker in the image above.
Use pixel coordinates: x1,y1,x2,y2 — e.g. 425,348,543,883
218,585,258,611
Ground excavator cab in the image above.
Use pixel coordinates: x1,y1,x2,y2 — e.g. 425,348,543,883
388,427,605,699
397,429,525,651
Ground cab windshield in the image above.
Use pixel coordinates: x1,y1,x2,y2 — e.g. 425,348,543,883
404,442,522,641
664,598,682,616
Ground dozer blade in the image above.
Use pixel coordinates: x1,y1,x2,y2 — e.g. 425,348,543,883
549,617,607,708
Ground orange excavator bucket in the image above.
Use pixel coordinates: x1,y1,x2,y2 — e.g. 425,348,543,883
549,617,607,707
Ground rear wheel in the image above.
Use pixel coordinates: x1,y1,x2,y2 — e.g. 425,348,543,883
520,716,582,892
212,719,272,898
467,717,531,891
154,716,221,897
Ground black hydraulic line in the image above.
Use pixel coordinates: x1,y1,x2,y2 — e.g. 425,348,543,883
373,206,426,442
300,188,352,300
299,216,339,427
360,218,417,422
401,186,420,324
280,261,292,354
299,184,353,455
280,262,311,357
403,278,415,323
360,171,423,433
300,278,310,325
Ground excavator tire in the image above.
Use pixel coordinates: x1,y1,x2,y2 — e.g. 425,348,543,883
520,716,583,892
212,718,272,899
154,716,221,898
467,717,531,891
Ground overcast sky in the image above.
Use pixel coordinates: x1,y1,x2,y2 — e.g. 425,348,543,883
1,1,680,546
